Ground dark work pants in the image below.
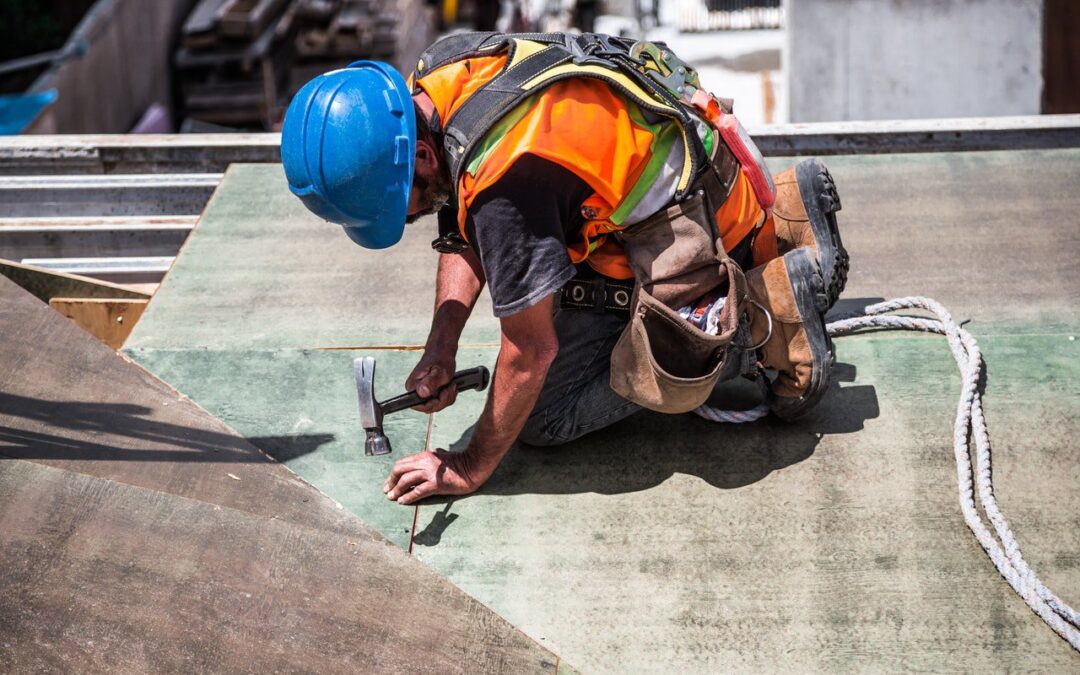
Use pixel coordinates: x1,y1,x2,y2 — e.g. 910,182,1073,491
518,306,641,446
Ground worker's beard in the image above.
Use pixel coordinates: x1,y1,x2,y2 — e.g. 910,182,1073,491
407,169,452,223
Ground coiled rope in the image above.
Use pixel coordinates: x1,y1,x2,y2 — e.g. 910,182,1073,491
695,296,1080,650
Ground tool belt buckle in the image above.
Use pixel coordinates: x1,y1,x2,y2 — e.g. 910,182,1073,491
561,277,632,313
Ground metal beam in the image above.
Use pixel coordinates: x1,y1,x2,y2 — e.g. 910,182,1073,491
1,115,1078,174
0,216,195,259
0,174,221,218
748,114,1080,156
21,256,174,284
0,135,279,175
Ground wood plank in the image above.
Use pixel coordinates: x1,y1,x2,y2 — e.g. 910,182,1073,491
0,274,343,531
48,297,149,349
0,276,564,672
0,460,560,674
0,258,150,302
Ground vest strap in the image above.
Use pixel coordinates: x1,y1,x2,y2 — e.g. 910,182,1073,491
442,44,574,182
422,32,711,201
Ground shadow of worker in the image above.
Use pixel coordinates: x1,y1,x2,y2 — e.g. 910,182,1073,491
444,361,878,498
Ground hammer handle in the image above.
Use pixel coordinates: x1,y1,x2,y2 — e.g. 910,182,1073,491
380,366,490,415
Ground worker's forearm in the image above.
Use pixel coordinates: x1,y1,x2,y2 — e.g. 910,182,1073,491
426,251,484,354
460,340,556,481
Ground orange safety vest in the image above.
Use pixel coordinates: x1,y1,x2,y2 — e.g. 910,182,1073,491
414,45,776,279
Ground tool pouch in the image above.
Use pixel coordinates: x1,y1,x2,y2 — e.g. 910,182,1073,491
610,261,746,413
610,155,750,413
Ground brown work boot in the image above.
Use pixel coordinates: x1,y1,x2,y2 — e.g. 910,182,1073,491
745,248,834,419
771,158,848,309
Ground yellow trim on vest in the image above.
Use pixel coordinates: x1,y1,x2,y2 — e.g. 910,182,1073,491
506,39,549,68
520,62,695,193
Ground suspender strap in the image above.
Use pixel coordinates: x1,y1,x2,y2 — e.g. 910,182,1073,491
418,32,711,200
414,32,501,80
442,44,574,181
414,31,569,79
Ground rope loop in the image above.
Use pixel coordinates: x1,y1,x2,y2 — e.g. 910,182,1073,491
694,295,1079,650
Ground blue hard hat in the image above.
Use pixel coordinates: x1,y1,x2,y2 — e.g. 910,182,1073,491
281,61,416,249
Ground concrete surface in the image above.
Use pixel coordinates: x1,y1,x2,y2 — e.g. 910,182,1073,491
125,155,1079,672
0,275,564,673
786,0,1044,123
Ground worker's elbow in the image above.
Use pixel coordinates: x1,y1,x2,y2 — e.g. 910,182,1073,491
506,340,559,373
531,341,560,368
522,341,559,369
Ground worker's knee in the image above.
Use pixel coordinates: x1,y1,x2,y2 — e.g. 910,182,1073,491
517,409,575,447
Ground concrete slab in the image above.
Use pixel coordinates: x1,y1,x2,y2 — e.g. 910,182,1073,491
124,151,1080,670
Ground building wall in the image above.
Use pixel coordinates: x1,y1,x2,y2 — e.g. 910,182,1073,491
27,0,195,134
786,0,1043,122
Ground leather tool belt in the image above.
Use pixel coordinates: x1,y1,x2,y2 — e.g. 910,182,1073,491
608,144,758,414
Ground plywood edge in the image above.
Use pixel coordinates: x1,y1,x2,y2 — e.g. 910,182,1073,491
0,258,151,302
48,297,149,349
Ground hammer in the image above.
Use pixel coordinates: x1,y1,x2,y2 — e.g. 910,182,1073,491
354,356,490,456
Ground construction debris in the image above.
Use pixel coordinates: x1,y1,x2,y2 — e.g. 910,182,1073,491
176,0,432,130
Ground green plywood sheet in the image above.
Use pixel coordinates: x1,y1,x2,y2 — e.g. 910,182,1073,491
416,334,1079,672
124,164,500,351
127,151,1080,354
123,151,1080,670
124,347,434,549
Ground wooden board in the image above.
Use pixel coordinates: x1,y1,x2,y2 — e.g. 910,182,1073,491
0,258,149,302
49,297,148,348
0,276,565,673
0,460,560,674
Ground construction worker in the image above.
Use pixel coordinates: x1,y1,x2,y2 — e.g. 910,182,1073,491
281,32,848,505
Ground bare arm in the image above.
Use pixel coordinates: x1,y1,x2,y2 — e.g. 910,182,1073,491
407,250,485,411
385,294,560,504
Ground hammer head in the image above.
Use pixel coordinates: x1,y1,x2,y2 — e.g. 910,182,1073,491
354,357,392,456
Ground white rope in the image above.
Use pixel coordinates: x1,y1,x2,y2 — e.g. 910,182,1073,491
693,375,771,423
699,296,1080,650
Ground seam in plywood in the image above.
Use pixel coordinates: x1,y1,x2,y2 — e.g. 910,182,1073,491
316,343,501,351
408,411,437,556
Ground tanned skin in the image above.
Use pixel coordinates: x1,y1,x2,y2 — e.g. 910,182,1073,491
383,92,560,505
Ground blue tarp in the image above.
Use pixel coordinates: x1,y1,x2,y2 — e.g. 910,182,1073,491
0,90,57,135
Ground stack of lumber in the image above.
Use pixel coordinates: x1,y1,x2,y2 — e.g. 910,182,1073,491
176,0,412,130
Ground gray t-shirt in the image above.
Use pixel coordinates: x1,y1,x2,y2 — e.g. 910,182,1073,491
459,155,593,317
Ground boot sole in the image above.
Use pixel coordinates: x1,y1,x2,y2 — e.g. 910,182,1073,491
769,248,834,420
795,158,848,310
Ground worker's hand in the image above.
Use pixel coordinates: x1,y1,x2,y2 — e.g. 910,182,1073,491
383,449,493,505
406,349,457,413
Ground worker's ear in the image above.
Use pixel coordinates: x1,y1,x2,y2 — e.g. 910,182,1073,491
415,139,439,174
